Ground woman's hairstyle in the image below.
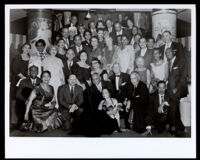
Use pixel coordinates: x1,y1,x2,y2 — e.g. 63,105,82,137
66,48,75,55
153,48,160,54
148,37,155,43
96,20,105,29
83,29,92,37
41,70,51,78
46,44,58,54
97,28,105,33
135,56,145,63
130,71,141,80
102,88,111,97
35,39,46,47
79,50,88,59
91,36,99,42
91,57,101,65
22,42,31,51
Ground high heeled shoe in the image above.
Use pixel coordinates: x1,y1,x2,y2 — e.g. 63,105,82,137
142,129,152,136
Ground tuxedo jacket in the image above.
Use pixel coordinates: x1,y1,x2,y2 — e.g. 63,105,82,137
159,41,184,60
57,84,83,111
127,81,149,109
109,72,131,103
89,80,114,112
71,45,92,63
16,77,42,102
167,56,188,100
62,59,79,83
135,48,153,69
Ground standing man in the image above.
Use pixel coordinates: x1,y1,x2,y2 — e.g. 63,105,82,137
165,48,188,137
57,74,84,132
135,37,153,70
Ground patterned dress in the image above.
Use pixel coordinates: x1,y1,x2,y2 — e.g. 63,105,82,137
31,85,63,132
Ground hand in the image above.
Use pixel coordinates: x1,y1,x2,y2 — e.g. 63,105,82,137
44,102,51,107
125,105,130,112
81,83,86,90
158,106,163,114
18,73,26,79
172,88,178,94
24,113,29,121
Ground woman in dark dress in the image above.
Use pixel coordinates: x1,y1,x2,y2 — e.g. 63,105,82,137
11,43,31,99
24,71,63,132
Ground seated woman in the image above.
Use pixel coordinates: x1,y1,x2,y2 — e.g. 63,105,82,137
150,48,168,93
135,56,151,90
98,88,123,132
91,58,108,81
24,71,63,132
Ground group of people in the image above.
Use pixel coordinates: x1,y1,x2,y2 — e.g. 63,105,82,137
10,14,189,137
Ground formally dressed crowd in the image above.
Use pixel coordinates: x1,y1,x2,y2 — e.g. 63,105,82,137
10,14,189,137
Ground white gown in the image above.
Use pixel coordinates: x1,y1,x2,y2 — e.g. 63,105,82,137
150,61,168,81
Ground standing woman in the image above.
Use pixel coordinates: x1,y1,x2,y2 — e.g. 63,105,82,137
24,71,63,132
11,43,31,99
82,29,92,49
89,36,104,64
42,45,65,108
56,38,67,64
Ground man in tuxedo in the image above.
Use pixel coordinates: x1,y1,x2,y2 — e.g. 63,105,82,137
159,30,184,62
57,74,84,131
143,81,170,135
126,72,149,133
71,34,92,62
112,22,131,45
62,48,78,83
109,63,131,129
15,65,42,128
88,21,97,36
166,48,188,137
90,73,114,113
135,37,153,70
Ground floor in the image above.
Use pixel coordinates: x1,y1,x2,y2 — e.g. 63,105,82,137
10,123,191,138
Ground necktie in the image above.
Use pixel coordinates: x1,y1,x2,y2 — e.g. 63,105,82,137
32,80,36,86
70,86,74,98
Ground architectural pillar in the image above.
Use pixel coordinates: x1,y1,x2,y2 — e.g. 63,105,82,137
63,11,71,25
152,9,177,41
27,9,53,55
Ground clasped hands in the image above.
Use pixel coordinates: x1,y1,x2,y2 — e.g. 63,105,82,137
69,104,78,113
158,101,170,114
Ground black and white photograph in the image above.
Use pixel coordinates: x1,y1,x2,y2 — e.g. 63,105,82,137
5,4,196,158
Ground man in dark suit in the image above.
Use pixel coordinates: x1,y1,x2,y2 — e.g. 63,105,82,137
105,18,116,38
15,65,42,128
62,48,78,83
109,62,131,129
144,81,170,136
90,73,114,113
71,34,92,63
159,30,185,62
126,72,149,133
61,27,71,49
166,48,188,137
57,74,84,131
135,37,153,70
112,22,131,45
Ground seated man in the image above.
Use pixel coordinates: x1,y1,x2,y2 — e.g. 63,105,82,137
143,81,170,136
126,72,149,133
15,65,42,129
90,73,114,114
57,74,84,132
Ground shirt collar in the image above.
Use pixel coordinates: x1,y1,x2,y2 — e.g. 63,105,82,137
170,56,176,65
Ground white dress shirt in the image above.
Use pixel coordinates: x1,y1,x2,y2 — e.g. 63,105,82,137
115,75,120,90
76,45,83,53
31,78,37,86
159,94,165,105
96,82,102,92
140,47,147,57
164,41,172,62
169,56,176,72
116,29,123,36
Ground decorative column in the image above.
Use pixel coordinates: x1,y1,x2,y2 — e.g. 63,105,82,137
63,11,71,25
152,9,177,41
27,9,53,55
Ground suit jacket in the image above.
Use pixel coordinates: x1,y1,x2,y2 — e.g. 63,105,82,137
159,41,185,60
112,28,131,45
62,59,78,83
89,80,114,112
57,84,84,111
167,56,188,100
109,72,131,103
71,45,92,63
135,48,153,70
16,77,42,102
127,81,149,109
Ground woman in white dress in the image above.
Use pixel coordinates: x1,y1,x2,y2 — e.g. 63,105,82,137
150,48,169,93
42,45,65,108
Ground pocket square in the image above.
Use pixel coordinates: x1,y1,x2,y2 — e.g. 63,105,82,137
121,82,126,86
172,66,179,70
135,95,140,98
